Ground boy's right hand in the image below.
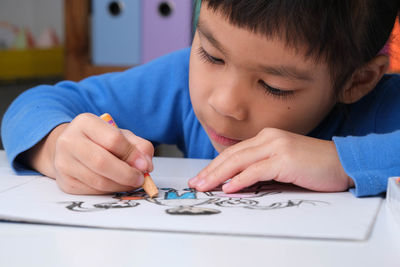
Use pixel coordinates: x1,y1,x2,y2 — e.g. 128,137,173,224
24,113,154,194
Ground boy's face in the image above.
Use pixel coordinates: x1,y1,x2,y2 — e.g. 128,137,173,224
189,6,337,153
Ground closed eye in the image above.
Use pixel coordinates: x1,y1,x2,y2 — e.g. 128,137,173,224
197,47,225,65
258,80,294,100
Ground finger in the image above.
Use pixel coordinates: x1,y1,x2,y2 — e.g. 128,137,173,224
58,155,139,193
121,130,154,172
192,144,272,191
195,135,263,180
56,173,106,195
67,136,145,187
56,125,145,188
188,142,251,188
222,157,280,193
199,128,284,179
75,113,149,172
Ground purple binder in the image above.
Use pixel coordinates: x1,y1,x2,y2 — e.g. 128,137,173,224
142,0,193,63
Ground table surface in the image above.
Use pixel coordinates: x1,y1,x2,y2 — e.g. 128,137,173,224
0,153,399,267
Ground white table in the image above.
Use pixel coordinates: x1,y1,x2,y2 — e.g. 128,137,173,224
0,152,399,267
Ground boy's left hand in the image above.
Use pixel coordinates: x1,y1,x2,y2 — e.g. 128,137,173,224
188,128,354,193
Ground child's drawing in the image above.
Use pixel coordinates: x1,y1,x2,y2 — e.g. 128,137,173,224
0,176,381,240
61,200,138,212
61,181,329,215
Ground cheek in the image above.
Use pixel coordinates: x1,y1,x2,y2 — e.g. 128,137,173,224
248,89,334,135
280,91,336,134
189,57,211,110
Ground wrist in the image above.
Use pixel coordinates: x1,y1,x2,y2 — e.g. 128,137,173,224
348,175,355,188
329,140,355,190
25,123,69,178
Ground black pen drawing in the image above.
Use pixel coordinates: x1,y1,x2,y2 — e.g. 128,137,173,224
61,181,330,215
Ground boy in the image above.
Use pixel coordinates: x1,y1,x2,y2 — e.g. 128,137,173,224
2,0,400,196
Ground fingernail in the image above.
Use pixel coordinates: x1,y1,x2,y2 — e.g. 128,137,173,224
145,155,154,172
134,157,147,171
196,178,206,189
222,182,233,192
188,176,199,187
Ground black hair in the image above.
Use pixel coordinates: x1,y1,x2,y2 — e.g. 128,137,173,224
195,0,399,97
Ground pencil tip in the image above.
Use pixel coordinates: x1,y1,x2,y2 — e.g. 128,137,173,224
148,193,158,198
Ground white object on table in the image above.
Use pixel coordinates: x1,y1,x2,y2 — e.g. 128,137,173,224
387,176,400,225
0,152,382,241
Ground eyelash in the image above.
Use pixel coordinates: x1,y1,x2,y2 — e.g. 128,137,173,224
258,80,294,100
197,46,294,100
197,47,225,65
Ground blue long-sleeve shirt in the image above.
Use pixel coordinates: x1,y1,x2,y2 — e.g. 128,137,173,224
2,48,400,197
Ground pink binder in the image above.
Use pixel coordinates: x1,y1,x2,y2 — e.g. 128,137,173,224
142,0,193,63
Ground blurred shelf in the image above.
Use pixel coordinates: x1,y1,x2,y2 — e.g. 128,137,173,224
65,0,129,81
0,47,64,80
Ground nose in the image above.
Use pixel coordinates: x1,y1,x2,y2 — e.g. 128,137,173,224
208,75,248,121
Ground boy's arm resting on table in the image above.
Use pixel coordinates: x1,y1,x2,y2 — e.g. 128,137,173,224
189,128,355,194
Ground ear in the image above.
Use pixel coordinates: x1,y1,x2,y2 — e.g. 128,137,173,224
339,54,389,104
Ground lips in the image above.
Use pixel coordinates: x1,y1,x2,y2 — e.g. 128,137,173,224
206,126,241,146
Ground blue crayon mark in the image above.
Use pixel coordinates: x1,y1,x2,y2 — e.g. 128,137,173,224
162,188,197,200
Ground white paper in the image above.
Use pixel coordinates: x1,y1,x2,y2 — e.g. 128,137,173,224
0,155,382,241
0,152,41,193
0,167,39,193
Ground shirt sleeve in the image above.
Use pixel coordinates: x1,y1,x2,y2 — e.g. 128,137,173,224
333,131,400,197
1,48,192,174
333,76,400,197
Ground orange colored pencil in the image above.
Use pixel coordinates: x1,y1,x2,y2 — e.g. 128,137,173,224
100,113,158,198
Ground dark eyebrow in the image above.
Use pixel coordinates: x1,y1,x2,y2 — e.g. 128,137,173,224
197,18,228,55
259,65,314,81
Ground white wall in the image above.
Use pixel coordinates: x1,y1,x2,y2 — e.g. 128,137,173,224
0,0,64,42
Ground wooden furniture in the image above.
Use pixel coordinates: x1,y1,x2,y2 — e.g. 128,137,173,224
64,0,129,81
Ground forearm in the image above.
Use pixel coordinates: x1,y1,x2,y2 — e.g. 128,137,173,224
333,131,400,197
